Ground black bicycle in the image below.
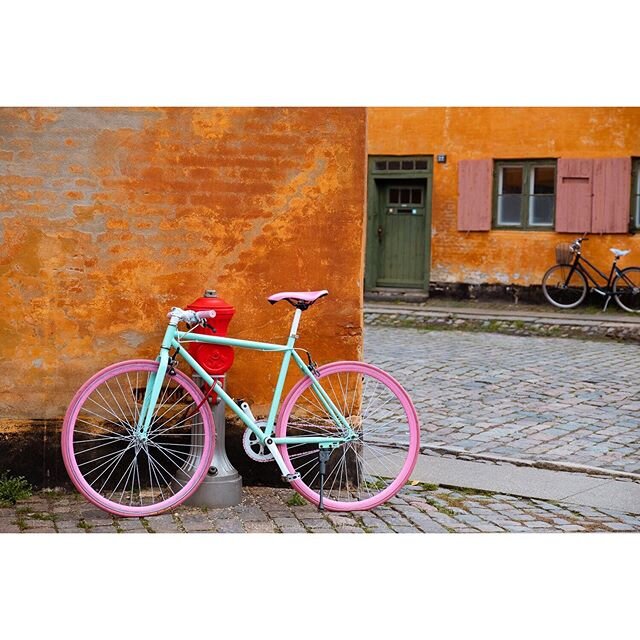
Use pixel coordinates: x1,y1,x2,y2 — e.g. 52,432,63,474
542,235,640,312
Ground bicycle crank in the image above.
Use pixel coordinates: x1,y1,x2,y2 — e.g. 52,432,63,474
242,424,274,462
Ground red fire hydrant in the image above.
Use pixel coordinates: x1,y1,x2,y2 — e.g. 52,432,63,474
186,289,236,379
182,289,241,508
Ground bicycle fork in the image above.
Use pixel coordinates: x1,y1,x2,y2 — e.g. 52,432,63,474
136,351,171,440
136,318,182,439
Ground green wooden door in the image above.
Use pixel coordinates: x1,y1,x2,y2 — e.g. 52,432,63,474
375,179,427,288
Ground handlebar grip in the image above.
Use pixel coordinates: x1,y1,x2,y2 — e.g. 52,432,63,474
195,310,217,320
167,307,217,325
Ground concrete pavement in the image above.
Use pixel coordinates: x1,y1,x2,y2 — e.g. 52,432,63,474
369,452,640,514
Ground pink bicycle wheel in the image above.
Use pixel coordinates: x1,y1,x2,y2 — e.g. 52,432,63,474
276,361,420,511
62,359,215,518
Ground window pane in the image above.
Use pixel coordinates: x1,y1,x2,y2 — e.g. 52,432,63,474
498,195,522,225
411,188,422,204
501,167,523,194
389,188,399,204
400,188,410,204
532,166,555,194
388,160,400,170
415,160,428,170
375,160,387,171
529,195,554,225
402,160,414,170
636,195,640,228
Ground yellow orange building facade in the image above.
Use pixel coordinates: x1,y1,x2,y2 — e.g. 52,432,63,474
366,107,640,294
0,107,366,483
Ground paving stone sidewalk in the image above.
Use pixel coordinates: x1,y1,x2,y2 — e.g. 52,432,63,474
1,484,638,534
364,326,640,475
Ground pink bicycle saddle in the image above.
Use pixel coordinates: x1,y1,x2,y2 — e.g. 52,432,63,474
268,290,329,309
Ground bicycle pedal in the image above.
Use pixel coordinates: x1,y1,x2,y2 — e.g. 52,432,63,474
282,472,301,482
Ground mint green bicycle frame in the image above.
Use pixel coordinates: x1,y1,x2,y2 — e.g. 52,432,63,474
136,308,356,476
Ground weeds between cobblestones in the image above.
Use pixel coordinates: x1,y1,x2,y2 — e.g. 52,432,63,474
2,483,638,534
365,311,640,343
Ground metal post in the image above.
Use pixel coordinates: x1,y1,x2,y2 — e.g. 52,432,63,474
181,374,243,508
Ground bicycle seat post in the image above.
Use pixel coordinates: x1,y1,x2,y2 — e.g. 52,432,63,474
289,307,303,342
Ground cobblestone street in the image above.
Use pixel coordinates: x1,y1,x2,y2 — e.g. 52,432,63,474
365,326,640,475
2,484,639,534
3,325,639,535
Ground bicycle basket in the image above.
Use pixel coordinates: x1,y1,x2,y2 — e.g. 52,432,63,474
555,243,573,264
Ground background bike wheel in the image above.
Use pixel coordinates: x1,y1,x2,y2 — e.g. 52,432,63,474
542,264,587,308
62,359,215,517
276,361,420,511
613,267,640,312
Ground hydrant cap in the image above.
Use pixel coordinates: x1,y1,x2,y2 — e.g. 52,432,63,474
186,291,235,321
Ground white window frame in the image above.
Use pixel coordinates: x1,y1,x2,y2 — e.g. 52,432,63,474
497,164,524,227
528,165,556,227
494,160,556,230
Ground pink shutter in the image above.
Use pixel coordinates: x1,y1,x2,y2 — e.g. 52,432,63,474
457,159,493,231
592,157,631,233
555,159,594,233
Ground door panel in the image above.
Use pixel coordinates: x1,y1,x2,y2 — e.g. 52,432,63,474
376,179,427,288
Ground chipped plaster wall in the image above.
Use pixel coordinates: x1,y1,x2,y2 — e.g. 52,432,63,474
0,107,366,430
368,107,640,285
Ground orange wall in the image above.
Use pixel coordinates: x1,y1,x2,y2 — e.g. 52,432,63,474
368,107,640,285
0,107,366,421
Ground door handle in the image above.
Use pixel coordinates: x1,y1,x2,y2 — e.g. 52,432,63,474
377,225,383,242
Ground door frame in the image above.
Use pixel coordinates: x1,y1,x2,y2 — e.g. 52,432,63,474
365,155,433,292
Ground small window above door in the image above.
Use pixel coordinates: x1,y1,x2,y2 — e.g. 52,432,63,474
371,156,432,174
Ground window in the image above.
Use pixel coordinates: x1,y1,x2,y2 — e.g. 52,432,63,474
389,186,423,205
494,160,556,229
633,159,640,228
372,157,431,173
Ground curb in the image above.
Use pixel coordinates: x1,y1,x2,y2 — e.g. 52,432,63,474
421,444,640,483
364,304,640,342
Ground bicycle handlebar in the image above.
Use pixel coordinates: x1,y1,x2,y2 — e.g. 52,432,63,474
570,234,589,252
167,307,217,326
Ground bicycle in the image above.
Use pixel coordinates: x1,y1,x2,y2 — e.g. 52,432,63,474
61,290,420,517
542,235,640,312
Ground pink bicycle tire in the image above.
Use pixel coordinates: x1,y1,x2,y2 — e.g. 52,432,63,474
276,361,420,511
61,359,215,518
